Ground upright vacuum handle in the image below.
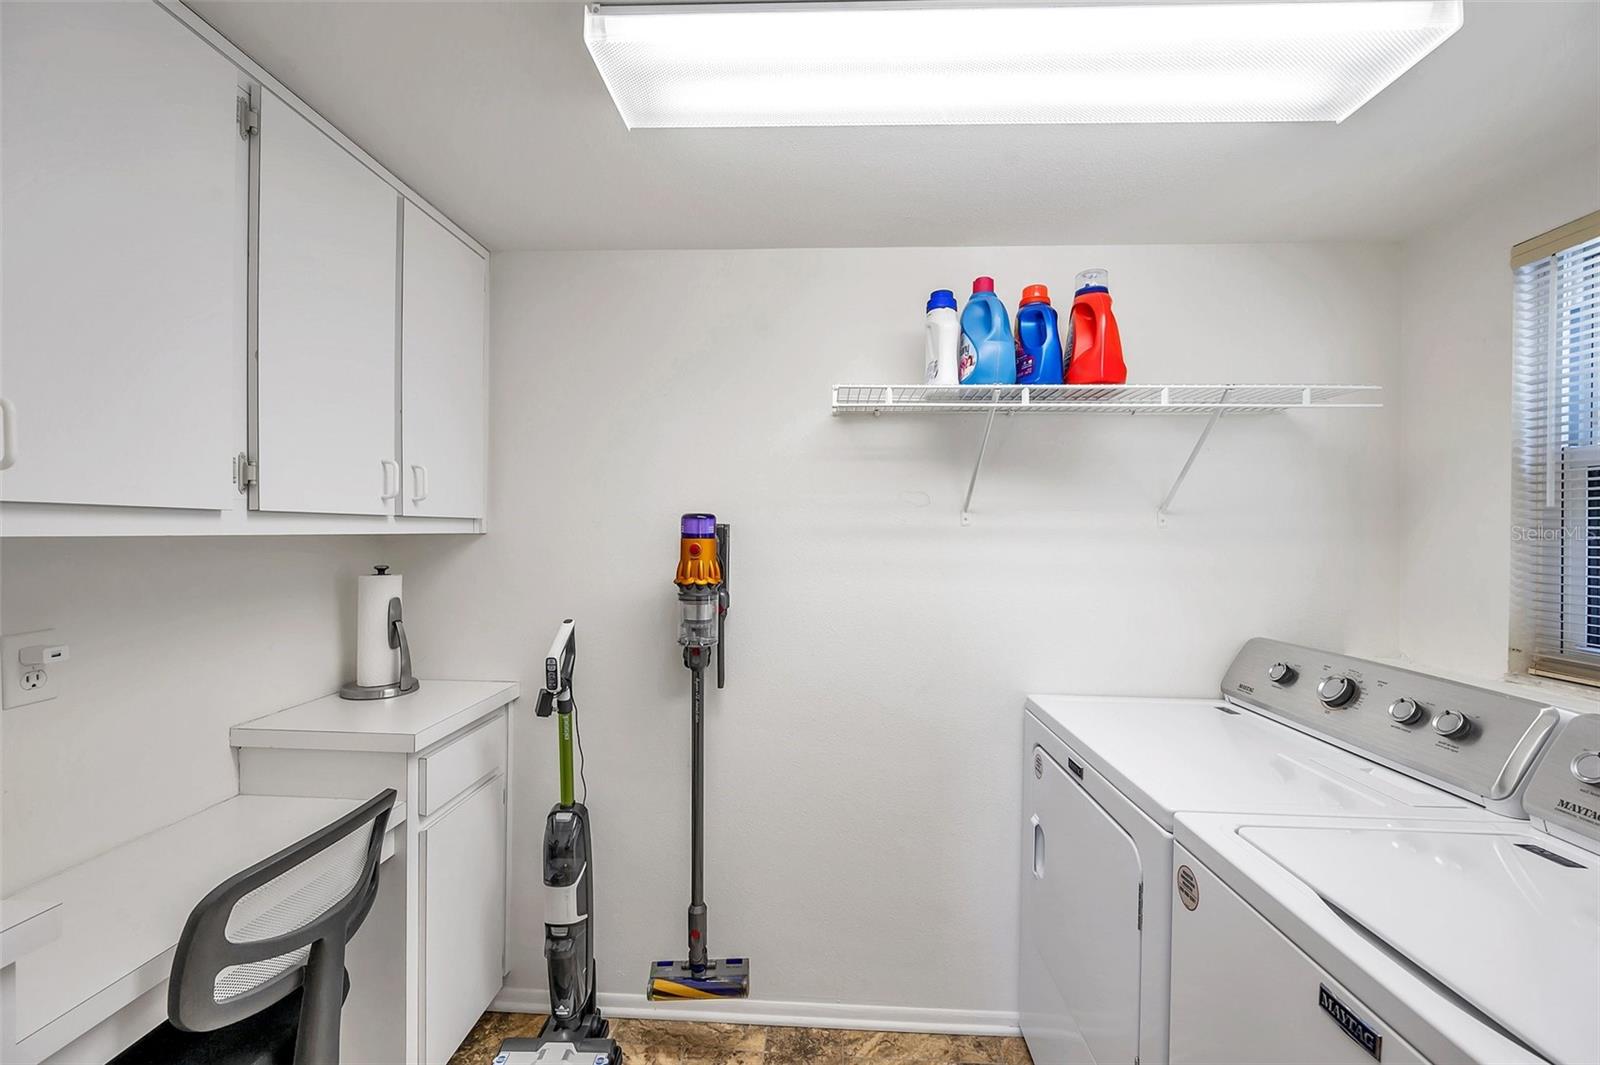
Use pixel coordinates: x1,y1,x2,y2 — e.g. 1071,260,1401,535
716,523,730,689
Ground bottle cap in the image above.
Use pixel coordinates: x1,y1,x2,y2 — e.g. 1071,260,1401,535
1074,268,1109,295
972,276,995,294
926,289,957,312
1020,284,1051,306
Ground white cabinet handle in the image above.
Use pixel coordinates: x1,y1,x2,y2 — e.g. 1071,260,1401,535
380,459,400,501
0,397,16,471
411,464,428,503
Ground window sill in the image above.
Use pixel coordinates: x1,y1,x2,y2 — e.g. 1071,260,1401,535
1511,667,1600,707
1374,654,1600,712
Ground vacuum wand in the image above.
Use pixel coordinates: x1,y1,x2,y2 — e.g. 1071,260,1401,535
651,516,749,1000
689,663,706,971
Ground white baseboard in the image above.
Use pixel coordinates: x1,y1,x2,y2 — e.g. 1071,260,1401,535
489,987,1020,1037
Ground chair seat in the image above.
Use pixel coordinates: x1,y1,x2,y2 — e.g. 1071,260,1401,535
109,986,302,1065
111,973,350,1065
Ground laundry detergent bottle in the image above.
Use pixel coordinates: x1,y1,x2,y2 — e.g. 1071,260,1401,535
924,289,960,385
1064,268,1127,385
1013,284,1063,385
958,277,1015,385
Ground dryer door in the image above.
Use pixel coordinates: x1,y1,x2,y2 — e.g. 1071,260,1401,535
1021,745,1143,1065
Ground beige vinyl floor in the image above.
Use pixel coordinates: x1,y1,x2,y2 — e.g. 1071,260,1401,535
450,1012,1035,1065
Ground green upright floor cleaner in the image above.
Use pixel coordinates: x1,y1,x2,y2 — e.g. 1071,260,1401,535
497,620,623,1065
646,515,751,1000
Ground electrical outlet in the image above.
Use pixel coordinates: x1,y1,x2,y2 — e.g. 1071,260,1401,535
3,630,63,709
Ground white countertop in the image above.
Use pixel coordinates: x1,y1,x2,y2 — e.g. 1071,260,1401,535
3,794,405,1065
1,897,62,969
230,679,519,754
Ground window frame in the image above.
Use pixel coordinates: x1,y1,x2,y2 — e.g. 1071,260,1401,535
1512,211,1600,686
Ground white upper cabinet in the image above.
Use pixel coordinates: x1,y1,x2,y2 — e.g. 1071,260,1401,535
254,91,399,517
0,2,489,536
0,2,239,509
401,203,487,520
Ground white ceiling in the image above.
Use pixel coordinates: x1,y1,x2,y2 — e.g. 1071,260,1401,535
190,0,1600,252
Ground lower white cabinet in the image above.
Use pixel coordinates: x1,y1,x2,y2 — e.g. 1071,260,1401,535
232,683,516,1064
420,777,507,1065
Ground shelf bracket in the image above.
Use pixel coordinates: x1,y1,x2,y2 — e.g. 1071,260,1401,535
1157,388,1230,526
961,404,1000,526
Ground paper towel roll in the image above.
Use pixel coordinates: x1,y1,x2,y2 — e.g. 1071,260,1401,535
356,569,404,687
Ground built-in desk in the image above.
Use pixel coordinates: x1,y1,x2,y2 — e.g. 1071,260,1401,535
232,679,519,1065
2,679,517,1065
0,795,406,1065
230,680,521,754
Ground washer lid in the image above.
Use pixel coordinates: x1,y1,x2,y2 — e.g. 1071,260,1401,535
1025,695,1473,828
1240,822,1600,1065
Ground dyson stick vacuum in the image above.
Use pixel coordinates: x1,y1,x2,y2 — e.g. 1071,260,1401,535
646,514,750,999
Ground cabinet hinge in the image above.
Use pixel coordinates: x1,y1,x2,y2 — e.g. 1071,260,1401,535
1136,882,1143,930
236,95,259,139
234,452,258,493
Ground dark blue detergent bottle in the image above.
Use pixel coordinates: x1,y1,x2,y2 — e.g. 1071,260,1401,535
1014,284,1064,384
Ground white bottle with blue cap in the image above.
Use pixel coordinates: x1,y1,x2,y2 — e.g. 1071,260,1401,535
924,289,960,385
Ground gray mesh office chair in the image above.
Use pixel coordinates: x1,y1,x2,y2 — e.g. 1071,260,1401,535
112,789,396,1065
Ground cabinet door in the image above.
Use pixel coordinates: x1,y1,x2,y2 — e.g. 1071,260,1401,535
401,202,486,519
0,2,239,509
255,91,397,516
420,776,506,1064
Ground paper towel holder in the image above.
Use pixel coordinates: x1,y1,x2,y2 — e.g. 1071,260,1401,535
340,594,421,701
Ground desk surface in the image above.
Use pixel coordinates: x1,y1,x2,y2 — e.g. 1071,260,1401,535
5,794,405,1064
230,679,519,753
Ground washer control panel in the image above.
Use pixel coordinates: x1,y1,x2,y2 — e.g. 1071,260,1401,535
1524,714,1600,850
1222,638,1560,804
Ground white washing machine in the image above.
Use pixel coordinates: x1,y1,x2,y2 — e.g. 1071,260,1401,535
1168,712,1600,1065
1020,638,1563,1065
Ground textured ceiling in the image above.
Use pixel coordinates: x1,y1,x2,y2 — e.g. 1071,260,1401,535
189,0,1600,251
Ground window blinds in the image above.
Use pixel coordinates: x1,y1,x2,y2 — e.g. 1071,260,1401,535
1512,218,1600,684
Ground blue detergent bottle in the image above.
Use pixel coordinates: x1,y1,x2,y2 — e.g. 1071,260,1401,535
1014,284,1064,384
958,276,1015,385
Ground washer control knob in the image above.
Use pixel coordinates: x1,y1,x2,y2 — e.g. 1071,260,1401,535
1267,662,1297,685
1572,751,1600,786
1317,675,1358,708
1388,697,1424,726
1433,710,1471,740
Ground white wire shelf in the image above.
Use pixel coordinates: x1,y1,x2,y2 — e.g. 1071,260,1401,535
832,383,1381,415
830,382,1383,525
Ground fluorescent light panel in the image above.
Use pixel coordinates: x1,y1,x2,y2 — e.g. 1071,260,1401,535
584,1,1463,128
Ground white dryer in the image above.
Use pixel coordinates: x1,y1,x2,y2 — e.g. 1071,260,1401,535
1168,712,1600,1065
1020,638,1562,1065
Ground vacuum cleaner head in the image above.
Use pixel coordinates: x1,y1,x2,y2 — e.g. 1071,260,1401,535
646,957,751,1000
496,1035,620,1065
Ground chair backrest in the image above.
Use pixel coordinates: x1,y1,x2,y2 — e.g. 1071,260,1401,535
167,790,396,1061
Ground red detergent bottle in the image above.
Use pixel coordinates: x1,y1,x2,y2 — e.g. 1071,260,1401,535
1064,268,1127,385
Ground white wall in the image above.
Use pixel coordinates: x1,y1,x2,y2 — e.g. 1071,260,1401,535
1396,149,1600,681
392,242,1404,1021
0,536,384,894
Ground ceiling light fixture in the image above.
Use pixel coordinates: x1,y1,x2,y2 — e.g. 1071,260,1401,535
583,0,1463,129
